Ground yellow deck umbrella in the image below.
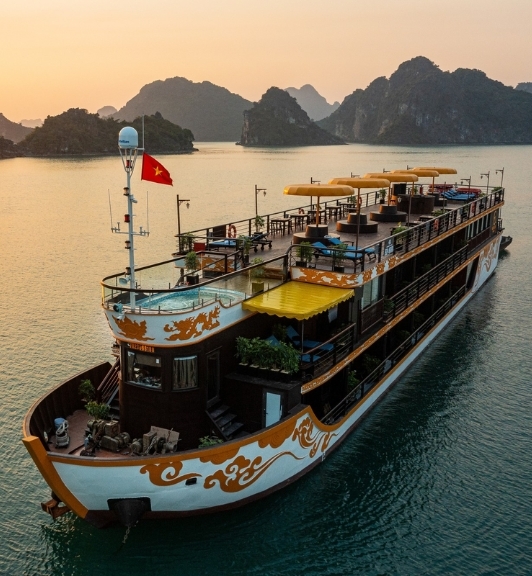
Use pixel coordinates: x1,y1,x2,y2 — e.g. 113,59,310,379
413,167,457,175
393,169,439,178
363,173,418,206
329,177,391,247
363,172,418,183
393,168,440,192
284,184,354,227
413,167,457,190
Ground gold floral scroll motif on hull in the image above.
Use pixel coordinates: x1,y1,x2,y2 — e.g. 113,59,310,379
204,452,303,493
114,316,154,341
292,416,337,457
164,306,221,341
140,460,201,486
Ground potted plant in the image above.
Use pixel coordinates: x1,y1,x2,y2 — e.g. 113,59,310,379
250,257,265,293
237,235,252,265
295,241,313,267
185,251,200,285
278,342,300,376
378,189,387,204
78,379,95,403
254,214,265,233
332,242,347,273
86,401,110,421
179,232,195,254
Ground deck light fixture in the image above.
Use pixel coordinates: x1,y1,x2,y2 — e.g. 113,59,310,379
176,195,191,252
480,171,490,194
254,185,267,217
495,168,504,187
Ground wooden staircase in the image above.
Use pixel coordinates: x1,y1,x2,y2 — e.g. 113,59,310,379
97,358,120,419
207,402,246,441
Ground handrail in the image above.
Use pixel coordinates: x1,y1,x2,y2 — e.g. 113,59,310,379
175,193,381,249
286,188,503,273
101,254,290,313
381,245,468,321
322,284,467,425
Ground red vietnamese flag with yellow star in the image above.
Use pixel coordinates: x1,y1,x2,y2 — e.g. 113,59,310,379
141,153,173,186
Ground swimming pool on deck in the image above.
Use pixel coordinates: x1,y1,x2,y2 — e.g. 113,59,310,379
136,287,245,311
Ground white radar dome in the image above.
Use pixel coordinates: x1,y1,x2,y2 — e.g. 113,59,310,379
118,127,139,149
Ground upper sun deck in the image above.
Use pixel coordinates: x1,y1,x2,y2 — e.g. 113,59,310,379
100,187,504,346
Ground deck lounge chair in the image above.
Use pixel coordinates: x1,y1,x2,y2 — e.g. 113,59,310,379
312,242,364,269
250,232,272,252
285,325,333,353
327,237,376,261
207,238,237,250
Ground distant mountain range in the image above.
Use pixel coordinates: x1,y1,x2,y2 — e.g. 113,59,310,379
114,77,253,141
318,57,532,144
285,85,339,121
97,106,117,118
0,113,32,143
240,87,344,147
20,118,42,129
516,83,532,95
3,58,532,153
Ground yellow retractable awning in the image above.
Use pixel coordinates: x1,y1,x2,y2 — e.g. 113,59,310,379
242,282,354,321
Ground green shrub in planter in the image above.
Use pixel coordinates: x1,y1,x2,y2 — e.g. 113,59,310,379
78,379,95,402
86,401,110,421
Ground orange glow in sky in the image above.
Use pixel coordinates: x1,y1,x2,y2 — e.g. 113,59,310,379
2,0,532,122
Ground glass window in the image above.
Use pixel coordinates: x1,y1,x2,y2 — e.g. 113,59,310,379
127,351,162,389
361,277,381,309
173,356,198,390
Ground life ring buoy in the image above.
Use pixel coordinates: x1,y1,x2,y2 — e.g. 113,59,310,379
228,224,237,238
298,208,304,214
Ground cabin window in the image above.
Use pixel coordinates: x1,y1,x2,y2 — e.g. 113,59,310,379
126,351,162,389
173,356,198,390
361,277,380,309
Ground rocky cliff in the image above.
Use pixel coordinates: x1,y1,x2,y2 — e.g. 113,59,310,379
318,57,532,144
285,85,340,121
0,113,33,143
240,87,344,147
114,77,252,142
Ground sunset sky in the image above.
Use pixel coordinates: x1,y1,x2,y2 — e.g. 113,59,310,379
3,0,532,122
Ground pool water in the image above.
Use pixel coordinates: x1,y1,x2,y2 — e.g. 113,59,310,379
136,287,245,311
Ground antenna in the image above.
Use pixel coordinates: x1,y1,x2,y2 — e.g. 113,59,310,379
146,191,150,234
116,126,148,309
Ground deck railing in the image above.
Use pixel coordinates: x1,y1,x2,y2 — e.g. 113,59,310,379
175,193,381,252
287,189,504,274
101,254,289,313
321,285,467,425
378,245,468,324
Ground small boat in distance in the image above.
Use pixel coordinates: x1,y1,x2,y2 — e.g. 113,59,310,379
22,130,508,527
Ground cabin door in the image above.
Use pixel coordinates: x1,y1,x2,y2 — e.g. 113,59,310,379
264,391,282,428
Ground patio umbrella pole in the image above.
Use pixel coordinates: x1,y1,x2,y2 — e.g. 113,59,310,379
356,187,361,249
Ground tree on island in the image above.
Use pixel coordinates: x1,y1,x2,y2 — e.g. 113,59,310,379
19,108,195,155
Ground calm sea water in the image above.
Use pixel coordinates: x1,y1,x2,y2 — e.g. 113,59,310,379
1,143,531,575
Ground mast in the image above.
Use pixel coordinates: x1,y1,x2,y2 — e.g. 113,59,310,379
116,126,147,309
